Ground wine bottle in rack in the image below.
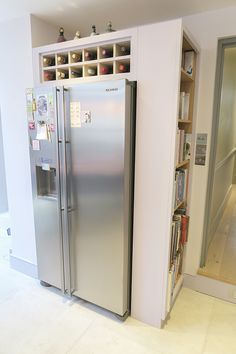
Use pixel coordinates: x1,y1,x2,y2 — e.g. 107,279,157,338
101,48,113,58
57,55,68,65
71,53,81,62
71,69,82,78
120,45,130,56
84,51,97,61
100,65,112,75
44,71,55,81
118,63,130,73
43,57,55,67
57,71,68,79
87,67,97,76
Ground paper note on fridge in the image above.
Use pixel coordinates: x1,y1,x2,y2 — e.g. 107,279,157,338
70,102,81,128
36,122,49,140
32,139,40,151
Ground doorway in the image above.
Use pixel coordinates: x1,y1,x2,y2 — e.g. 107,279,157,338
199,38,236,285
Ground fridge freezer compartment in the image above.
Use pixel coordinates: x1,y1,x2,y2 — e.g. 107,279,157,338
36,165,57,199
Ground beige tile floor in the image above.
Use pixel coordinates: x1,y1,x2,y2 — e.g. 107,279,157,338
199,185,236,284
1,253,236,354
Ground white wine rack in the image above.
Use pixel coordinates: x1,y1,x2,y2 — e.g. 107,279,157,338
41,41,131,82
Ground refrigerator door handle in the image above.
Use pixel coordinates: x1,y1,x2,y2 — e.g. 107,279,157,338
63,87,75,295
56,87,73,296
58,87,73,296
55,87,66,294
63,88,73,211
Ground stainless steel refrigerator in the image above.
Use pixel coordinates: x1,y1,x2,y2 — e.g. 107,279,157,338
27,79,136,317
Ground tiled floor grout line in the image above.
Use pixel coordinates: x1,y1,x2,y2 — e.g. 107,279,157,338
65,318,96,354
200,298,216,354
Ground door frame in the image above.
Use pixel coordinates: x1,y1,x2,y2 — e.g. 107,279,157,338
201,37,236,267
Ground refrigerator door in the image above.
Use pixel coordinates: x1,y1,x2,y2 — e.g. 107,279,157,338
66,79,135,316
28,86,64,290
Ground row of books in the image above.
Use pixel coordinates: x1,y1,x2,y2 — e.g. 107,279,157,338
167,211,189,312
179,91,190,121
175,131,191,166
169,212,189,267
167,250,183,312
173,169,188,210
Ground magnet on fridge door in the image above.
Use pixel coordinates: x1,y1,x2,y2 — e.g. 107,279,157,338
37,94,48,117
50,123,55,132
36,122,50,141
70,101,81,128
28,121,35,130
26,89,34,121
48,93,54,116
81,110,91,124
32,139,40,151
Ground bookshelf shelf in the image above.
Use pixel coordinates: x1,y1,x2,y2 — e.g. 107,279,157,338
174,201,185,212
176,160,189,169
181,68,194,82
178,119,192,124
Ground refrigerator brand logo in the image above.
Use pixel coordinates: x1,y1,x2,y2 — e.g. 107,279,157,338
105,88,118,92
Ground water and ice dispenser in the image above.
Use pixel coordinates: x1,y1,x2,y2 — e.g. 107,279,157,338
36,165,57,198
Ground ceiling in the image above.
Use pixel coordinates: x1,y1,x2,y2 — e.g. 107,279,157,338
2,0,236,38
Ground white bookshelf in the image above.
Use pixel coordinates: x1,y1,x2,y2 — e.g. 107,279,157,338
167,31,198,312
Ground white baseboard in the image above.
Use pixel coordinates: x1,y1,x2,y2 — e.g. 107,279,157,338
10,254,38,279
184,273,236,304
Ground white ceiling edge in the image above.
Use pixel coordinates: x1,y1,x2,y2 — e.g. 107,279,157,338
1,0,236,38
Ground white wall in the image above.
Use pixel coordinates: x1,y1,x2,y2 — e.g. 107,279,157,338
132,19,182,327
0,113,8,214
183,6,236,275
0,15,58,269
30,15,58,48
0,15,36,265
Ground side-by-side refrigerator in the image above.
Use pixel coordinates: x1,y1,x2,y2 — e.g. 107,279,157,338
27,79,136,317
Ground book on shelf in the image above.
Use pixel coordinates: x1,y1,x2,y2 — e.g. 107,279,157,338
176,130,191,165
174,168,188,208
170,216,181,263
167,211,190,311
181,214,189,244
169,222,175,268
179,91,190,121
174,215,182,249
175,129,180,166
175,207,186,215
167,248,184,311
179,130,185,164
170,214,189,266
184,51,194,76
167,270,173,312
184,133,191,160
